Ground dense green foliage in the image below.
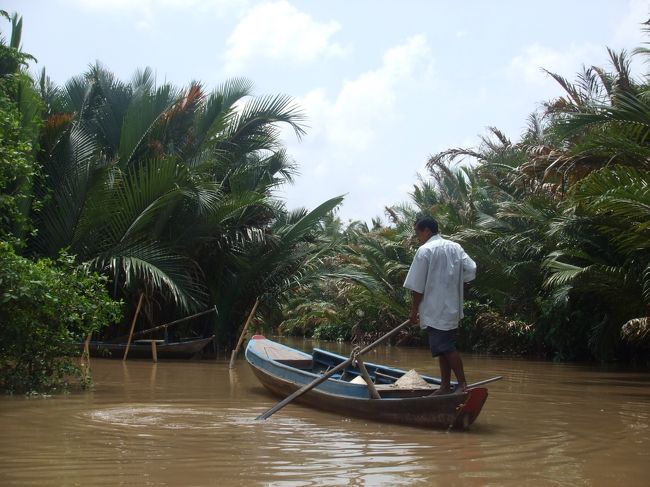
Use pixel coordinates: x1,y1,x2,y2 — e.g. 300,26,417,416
0,89,35,246
2,6,649,381
0,242,122,392
280,222,413,341
279,36,650,363
0,13,123,393
0,10,344,394
25,64,343,345
0,12,40,248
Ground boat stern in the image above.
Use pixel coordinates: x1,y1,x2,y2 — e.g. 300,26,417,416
453,387,489,429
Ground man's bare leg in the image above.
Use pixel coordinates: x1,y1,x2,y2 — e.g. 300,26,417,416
432,354,452,395
445,350,467,392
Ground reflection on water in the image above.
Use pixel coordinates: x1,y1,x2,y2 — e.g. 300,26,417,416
0,341,649,486
80,403,429,486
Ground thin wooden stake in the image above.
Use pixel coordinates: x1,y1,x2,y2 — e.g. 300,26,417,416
229,298,260,369
81,333,92,382
123,293,144,361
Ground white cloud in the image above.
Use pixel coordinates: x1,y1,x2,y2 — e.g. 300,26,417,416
162,0,248,8
72,0,248,9
71,0,141,9
224,0,345,72
135,19,154,32
69,0,249,19
614,0,648,47
295,34,435,153
510,0,649,93
279,35,437,222
508,42,602,87
397,182,414,194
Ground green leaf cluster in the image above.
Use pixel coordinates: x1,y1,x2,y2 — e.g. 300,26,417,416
0,13,41,247
281,25,650,363
0,242,122,393
1,11,344,355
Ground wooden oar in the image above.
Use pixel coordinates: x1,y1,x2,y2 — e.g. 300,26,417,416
466,375,503,388
255,319,412,421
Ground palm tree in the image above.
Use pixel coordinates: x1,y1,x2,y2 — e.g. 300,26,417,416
27,64,336,345
543,166,650,358
209,196,344,344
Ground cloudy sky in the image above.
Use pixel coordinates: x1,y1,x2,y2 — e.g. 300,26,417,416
4,0,648,223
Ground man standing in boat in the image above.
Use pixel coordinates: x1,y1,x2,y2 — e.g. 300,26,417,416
404,216,477,394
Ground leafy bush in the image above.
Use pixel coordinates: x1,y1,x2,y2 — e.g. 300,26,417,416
621,318,650,365
0,71,39,247
0,242,122,393
459,301,537,356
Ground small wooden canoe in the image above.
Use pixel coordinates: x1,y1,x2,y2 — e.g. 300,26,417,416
245,336,489,430
83,335,214,359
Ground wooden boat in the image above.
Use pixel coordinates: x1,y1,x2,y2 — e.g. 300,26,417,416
83,335,214,359
245,335,490,430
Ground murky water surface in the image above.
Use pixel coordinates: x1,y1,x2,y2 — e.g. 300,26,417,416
1,339,648,486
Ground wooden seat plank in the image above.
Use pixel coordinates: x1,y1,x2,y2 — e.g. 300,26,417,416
263,345,313,369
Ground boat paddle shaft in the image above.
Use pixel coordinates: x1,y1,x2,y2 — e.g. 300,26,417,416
467,376,503,388
255,319,412,421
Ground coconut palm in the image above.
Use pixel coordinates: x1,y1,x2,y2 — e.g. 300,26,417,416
26,64,335,344
543,166,650,358
209,195,344,344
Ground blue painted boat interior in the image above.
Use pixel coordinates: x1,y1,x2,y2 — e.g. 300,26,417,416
245,338,446,394
311,348,441,386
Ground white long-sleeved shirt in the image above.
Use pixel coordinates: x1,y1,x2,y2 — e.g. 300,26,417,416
403,234,477,331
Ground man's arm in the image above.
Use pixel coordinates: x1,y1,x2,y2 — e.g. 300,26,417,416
409,291,423,324
462,250,477,282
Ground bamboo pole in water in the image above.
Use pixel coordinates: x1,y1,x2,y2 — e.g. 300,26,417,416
123,294,144,361
80,333,92,382
229,298,260,369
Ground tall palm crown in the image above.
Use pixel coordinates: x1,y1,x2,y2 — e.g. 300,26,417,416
27,64,340,343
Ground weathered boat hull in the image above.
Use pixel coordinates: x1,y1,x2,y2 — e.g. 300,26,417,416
245,336,488,429
83,336,214,359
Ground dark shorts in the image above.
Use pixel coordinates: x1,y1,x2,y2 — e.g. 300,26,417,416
427,327,458,357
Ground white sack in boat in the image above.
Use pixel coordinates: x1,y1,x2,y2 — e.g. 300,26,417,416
393,369,433,389
349,369,433,389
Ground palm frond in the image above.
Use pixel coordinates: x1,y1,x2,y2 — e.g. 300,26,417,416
118,84,179,167
226,93,307,147
89,241,206,311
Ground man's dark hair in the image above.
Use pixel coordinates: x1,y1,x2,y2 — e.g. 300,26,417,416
415,216,439,235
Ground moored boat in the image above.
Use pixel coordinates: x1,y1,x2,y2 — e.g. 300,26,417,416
245,335,490,430
83,335,214,359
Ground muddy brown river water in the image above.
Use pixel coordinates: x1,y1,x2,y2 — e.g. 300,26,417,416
1,339,648,486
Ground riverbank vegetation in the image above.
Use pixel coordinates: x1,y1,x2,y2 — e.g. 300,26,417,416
1,11,649,393
0,11,340,392
279,34,650,363
0,243,120,392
